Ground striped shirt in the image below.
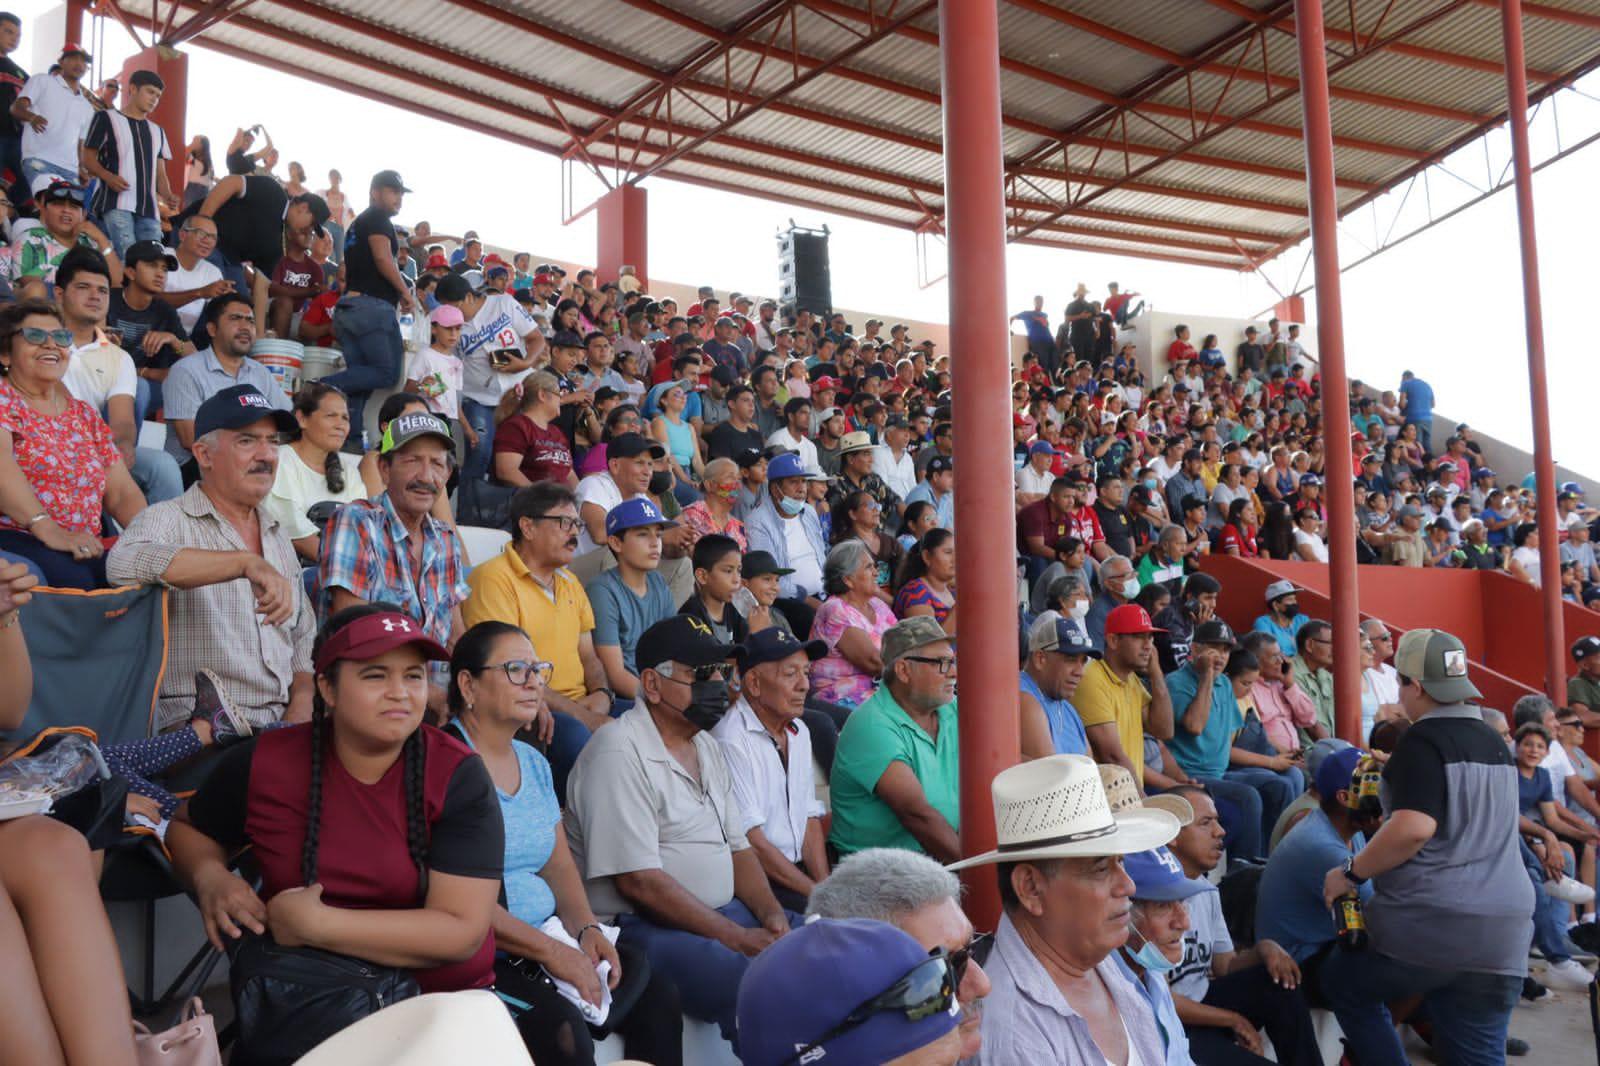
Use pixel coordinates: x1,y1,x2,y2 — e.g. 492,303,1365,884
84,108,171,218
106,482,315,731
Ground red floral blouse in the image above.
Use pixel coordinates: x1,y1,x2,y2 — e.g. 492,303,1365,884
0,380,119,534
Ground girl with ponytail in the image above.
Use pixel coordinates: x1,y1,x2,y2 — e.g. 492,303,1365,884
263,381,367,563
166,603,505,1004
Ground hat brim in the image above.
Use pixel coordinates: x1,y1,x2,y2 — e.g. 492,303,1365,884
607,516,680,537
946,809,1180,871
839,443,874,455
1421,676,1482,703
1133,876,1211,902
745,565,796,578
1142,794,1194,827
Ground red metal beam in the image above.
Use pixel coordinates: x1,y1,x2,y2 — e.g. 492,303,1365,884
163,0,257,46
1477,0,1600,30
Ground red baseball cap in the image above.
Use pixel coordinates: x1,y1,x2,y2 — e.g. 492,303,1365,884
424,252,448,270
1013,412,1035,428
1104,604,1165,636
533,272,557,285
812,376,841,390
313,611,450,673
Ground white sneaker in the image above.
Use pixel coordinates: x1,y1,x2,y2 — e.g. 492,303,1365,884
1543,958,1595,991
1545,876,1596,905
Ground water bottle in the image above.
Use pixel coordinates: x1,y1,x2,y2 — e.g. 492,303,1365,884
399,310,416,352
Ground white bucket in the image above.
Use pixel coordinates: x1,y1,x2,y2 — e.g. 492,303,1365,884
253,338,304,400
301,346,343,383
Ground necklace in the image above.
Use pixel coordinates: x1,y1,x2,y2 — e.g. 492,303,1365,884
8,379,63,416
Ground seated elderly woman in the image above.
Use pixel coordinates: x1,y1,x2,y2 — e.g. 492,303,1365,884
0,298,144,588
809,540,897,708
676,456,747,549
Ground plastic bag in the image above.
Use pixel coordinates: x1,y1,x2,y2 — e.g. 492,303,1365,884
0,731,109,799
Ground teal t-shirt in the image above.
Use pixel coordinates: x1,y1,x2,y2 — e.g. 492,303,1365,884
1165,663,1242,779
827,684,960,857
585,567,674,675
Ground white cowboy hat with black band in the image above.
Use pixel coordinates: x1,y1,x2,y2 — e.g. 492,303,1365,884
947,754,1180,871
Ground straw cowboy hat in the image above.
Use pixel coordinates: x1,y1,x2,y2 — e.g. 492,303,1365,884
947,754,1181,871
1098,764,1194,827
295,991,532,1066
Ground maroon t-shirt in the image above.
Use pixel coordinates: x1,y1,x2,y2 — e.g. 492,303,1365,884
493,413,573,484
185,723,503,993
270,251,325,311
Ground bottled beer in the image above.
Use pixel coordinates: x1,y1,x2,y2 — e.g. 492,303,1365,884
1335,892,1368,950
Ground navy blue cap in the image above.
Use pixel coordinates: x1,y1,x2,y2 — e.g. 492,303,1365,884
739,626,826,670
605,497,677,538
1314,746,1366,800
606,432,666,460
767,451,812,480
192,384,294,440
736,918,958,1066
1125,847,1209,902
636,615,739,674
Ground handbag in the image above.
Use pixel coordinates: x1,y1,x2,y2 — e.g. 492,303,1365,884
133,997,221,1066
228,936,421,1066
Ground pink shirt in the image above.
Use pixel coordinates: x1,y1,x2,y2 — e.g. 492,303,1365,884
809,595,897,708
1251,678,1319,753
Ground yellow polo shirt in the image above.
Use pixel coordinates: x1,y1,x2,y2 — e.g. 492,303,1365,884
1075,659,1152,783
464,543,595,700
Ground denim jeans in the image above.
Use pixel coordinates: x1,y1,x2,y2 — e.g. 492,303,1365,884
19,156,75,194
101,209,164,259
1319,949,1522,1066
460,396,495,483
130,447,183,505
204,246,250,303
1192,774,1267,862
1224,764,1303,852
324,294,405,439
1522,835,1572,964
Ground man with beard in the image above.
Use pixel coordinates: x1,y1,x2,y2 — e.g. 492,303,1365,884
318,410,469,713
161,292,287,472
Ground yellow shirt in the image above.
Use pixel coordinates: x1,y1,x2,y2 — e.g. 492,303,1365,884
1075,659,1152,783
464,543,595,700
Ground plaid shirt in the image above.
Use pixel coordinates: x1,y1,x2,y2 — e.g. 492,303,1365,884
106,483,315,732
317,492,470,649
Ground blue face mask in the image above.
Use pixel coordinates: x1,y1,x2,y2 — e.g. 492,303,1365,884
1126,925,1178,973
1144,477,1159,490
778,496,806,517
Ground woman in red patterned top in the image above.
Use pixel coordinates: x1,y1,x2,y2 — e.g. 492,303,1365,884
676,456,747,550
892,527,956,632
0,299,145,588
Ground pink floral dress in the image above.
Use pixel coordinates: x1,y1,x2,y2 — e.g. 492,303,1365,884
809,595,898,707
0,381,119,534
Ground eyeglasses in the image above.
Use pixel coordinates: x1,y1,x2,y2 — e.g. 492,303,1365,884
657,663,733,684
903,654,957,675
20,327,73,348
948,932,992,987
529,514,583,533
480,659,553,686
784,952,956,1066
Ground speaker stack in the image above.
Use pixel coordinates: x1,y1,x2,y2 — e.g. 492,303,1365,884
778,224,831,323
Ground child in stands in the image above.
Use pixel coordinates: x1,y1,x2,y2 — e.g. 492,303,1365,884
679,534,748,646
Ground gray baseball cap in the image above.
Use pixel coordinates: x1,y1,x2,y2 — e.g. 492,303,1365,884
1394,628,1481,704
881,616,951,675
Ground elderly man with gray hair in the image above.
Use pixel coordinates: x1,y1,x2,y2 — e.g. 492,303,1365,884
827,616,960,862
808,848,993,1060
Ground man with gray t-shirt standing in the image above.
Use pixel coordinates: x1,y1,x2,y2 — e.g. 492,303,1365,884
1317,628,1532,1065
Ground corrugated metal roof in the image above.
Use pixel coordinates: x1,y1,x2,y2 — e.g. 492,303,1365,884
137,0,1600,270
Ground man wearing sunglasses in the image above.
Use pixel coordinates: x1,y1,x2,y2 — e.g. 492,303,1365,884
830,616,961,864
565,615,800,1045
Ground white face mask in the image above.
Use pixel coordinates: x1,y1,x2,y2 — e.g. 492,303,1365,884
1067,601,1090,622
1120,575,1142,599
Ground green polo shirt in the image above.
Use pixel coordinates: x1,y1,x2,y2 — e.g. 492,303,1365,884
1569,674,1600,713
1290,655,1335,741
827,682,960,857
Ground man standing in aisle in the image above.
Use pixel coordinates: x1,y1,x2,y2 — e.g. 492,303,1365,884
324,170,413,444
80,69,176,257
1319,628,1532,1065
11,41,93,193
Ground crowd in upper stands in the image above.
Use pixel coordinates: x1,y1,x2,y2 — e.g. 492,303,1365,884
1,10,1599,1066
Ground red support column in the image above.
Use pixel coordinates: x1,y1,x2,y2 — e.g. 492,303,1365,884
1501,0,1565,702
64,0,85,45
1293,1,1363,741
940,0,1016,930
118,47,188,203
596,185,648,289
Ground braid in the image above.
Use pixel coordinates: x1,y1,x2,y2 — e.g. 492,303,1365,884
302,703,327,886
403,728,430,900
324,449,346,495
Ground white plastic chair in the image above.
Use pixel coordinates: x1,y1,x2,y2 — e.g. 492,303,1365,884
457,525,511,569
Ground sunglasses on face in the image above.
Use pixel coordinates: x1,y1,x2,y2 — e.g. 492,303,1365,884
948,931,992,988
657,663,733,684
785,951,956,1065
20,327,73,348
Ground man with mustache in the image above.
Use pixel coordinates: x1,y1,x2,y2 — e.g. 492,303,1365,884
317,410,470,713
108,384,314,731
161,292,288,475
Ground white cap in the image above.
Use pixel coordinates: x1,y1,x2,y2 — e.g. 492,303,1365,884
1264,579,1296,602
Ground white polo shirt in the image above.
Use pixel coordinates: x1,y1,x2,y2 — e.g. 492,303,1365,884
711,697,824,863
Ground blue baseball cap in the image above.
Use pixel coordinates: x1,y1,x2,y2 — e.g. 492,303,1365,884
736,918,958,1066
1473,467,1496,481
605,497,677,538
738,626,826,670
1314,745,1366,800
767,451,813,480
1028,440,1057,457
1124,847,1209,902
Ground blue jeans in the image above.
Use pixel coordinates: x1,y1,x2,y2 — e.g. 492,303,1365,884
130,447,183,505
1522,835,1572,964
460,397,495,484
1192,774,1267,863
545,710,591,808
19,156,75,194
1319,948,1522,1066
1225,764,1303,852
101,209,164,259
616,900,804,1043
325,294,405,439
205,247,249,304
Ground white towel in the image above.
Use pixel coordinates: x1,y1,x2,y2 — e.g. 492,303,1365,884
538,917,619,1026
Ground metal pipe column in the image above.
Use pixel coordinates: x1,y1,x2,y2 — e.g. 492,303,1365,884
1501,0,1565,702
940,0,1016,929
1293,0,1363,741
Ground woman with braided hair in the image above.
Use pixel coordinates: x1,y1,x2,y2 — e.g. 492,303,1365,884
263,381,366,563
166,603,505,1014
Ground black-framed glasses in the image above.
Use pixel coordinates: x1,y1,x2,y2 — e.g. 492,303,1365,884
480,659,553,686
903,654,957,676
948,931,992,988
20,327,73,348
785,951,956,1066
529,514,583,533
657,663,733,684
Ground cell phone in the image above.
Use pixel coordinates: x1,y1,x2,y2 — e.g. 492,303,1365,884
489,348,518,369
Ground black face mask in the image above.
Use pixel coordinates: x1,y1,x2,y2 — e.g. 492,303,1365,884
648,470,674,496
682,679,732,731
1280,601,1301,618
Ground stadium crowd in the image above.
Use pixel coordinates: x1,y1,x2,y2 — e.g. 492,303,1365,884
0,13,1596,1066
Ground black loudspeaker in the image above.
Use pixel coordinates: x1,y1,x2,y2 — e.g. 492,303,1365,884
778,227,831,320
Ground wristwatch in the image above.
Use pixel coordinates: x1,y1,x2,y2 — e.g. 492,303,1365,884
1342,856,1366,886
